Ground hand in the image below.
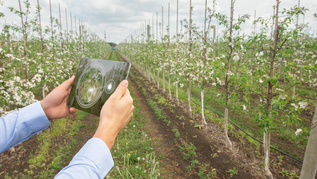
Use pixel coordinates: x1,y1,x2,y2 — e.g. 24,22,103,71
93,80,134,150
41,76,78,120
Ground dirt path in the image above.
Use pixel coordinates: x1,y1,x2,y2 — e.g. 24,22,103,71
129,76,178,178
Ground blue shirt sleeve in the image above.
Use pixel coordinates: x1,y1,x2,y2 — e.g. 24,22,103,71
55,138,114,179
0,101,51,153
0,101,114,178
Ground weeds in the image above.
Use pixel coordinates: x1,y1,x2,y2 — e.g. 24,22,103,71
179,142,197,160
172,128,180,138
226,167,238,177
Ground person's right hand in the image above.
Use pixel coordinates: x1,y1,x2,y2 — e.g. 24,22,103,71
93,80,134,150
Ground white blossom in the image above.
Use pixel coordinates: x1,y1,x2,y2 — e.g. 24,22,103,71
291,103,298,111
233,55,240,62
299,102,308,109
295,129,302,135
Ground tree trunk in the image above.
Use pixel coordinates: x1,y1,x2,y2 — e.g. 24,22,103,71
300,99,317,179
223,0,234,151
264,128,273,179
263,1,279,178
157,70,159,89
293,85,296,98
176,82,179,105
163,69,165,92
42,85,46,99
148,65,150,81
224,108,233,150
201,87,207,124
187,82,192,117
169,74,171,99
25,64,28,80
7,29,11,52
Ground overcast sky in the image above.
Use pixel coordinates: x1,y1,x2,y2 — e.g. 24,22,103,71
1,0,317,44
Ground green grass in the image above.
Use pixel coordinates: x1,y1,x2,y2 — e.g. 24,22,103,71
3,110,88,178
27,117,68,170
105,79,161,179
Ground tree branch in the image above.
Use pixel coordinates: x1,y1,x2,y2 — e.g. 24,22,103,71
275,39,287,53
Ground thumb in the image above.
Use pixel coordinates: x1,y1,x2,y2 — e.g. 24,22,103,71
69,107,78,115
60,76,75,90
113,80,128,99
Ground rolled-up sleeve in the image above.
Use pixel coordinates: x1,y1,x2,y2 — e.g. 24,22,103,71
0,101,51,153
55,138,114,179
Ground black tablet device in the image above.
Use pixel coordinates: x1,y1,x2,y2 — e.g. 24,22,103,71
67,58,131,116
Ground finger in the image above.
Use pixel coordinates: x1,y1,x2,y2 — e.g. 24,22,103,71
60,76,76,90
69,107,78,115
67,85,73,95
121,88,132,101
112,80,128,99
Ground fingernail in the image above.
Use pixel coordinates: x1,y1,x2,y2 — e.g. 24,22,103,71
121,80,128,87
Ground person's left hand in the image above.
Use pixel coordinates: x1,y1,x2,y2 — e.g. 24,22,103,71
41,76,78,120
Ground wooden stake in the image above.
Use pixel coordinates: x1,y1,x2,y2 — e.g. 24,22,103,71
37,0,44,53
201,0,207,125
75,16,77,35
59,3,63,49
18,0,28,80
152,15,154,40
187,0,192,116
65,8,69,46
49,0,54,58
162,6,164,42
254,10,257,35
176,0,179,105
156,12,158,43
70,12,72,34
297,0,300,28
168,2,171,98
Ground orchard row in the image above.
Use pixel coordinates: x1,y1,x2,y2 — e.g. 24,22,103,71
118,1,317,178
